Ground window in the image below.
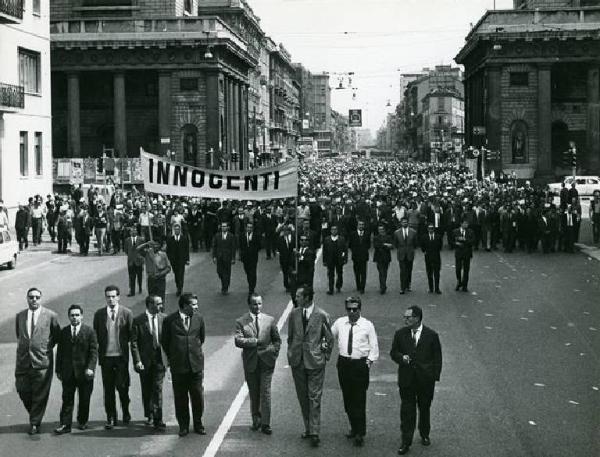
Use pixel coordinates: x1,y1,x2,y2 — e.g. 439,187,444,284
184,0,192,14
20,131,28,176
34,132,42,175
18,48,41,94
180,78,198,91
509,72,528,87
33,0,40,15
437,97,445,112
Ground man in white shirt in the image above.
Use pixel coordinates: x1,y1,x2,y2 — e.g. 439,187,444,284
331,296,379,447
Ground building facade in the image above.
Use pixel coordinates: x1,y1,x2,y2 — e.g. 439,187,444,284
50,0,262,170
1,0,52,216
422,88,464,162
456,0,600,178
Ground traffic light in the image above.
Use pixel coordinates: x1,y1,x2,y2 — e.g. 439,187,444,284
570,147,577,167
97,157,104,173
562,150,571,167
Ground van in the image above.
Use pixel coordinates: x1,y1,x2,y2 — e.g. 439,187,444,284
0,228,18,269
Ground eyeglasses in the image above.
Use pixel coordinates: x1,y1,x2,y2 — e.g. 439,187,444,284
28,295,41,300
403,315,415,319
346,308,360,313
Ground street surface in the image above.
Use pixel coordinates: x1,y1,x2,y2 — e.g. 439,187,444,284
0,230,598,457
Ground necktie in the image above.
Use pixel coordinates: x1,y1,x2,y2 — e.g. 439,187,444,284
412,329,418,346
302,309,308,331
248,234,251,244
348,322,356,356
110,309,116,322
255,315,260,337
430,234,434,242
72,325,77,341
184,316,190,331
568,214,572,226
133,237,136,245
151,315,158,349
30,312,35,337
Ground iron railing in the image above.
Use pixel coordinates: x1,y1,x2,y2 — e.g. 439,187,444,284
0,82,25,109
0,0,23,20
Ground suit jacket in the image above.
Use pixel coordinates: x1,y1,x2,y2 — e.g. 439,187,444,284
322,235,348,267
211,232,237,262
239,231,261,265
276,234,295,267
453,227,474,258
372,233,392,264
93,306,134,365
125,236,145,267
55,324,98,381
287,306,333,370
131,312,168,370
161,311,205,374
15,307,61,374
234,312,281,372
348,230,371,263
166,234,190,266
420,233,443,266
390,325,442,388
393,227,418,261
296,247,316,284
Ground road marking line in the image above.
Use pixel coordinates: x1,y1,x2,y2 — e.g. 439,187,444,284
202,248,321,457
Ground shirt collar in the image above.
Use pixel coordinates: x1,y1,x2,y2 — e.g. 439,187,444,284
146,310,157,319
413,323,423,334
107,305,119,316
303,303,315,316
179,311,189,321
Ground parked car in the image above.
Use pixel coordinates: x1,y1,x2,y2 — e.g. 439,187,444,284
0,227,18,269
547,176,600,197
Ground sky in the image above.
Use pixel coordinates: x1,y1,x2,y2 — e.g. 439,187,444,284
248,0,514,133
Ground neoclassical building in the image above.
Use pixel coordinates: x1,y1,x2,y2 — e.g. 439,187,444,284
50,0,264,169
456,0,600,179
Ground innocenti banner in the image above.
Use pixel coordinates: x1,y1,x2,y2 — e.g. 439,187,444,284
141,152,298,200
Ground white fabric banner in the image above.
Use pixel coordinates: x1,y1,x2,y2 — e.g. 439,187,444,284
141,152,298,200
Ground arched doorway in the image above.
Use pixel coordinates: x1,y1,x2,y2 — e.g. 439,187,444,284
551,120,569,169
181,124,198,165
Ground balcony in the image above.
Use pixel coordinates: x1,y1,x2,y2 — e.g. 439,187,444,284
0,82,24,112
0,0,23,23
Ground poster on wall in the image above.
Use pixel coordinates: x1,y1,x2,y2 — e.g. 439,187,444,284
55,159,72,184
131,159,143,183
83,158,96,183
71,159,83,184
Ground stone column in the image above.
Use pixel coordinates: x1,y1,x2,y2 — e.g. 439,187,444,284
113,72,127,158
536,64,552,176
240,84,248,169
158,71,171,157
67,72,81,158
233,80,240,168
227,78,234,160
486,66,502,173
206,71,220,168
587,65,600,172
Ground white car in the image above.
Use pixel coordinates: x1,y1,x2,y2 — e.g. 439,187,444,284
0,228,18,269
548,176,600,197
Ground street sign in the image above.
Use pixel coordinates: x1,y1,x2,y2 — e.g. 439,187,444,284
472,126,486,135
349,109,362,127
160,138,171,144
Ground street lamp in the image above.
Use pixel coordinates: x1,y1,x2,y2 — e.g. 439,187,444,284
203,30,213,59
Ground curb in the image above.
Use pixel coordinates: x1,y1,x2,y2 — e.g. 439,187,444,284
576,242,600,262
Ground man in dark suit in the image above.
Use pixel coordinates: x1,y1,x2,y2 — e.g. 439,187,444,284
93,285,134,429
54,304,98,434
421,223,443,294
161,293,206,437
239,221,261,295
348,220,370,294
166,223,190,296
287,286,333,447
15,287,61,435
296,235,316,289
211,222,236,295
234,294,281,435
131,295,167,429
124,227,145,296
261,206,278,260
322,224,348,294
390,305,442,455
373,224,393,294
453,219,474,292
187,203,202,252
276,225,295,291
393,217,418,294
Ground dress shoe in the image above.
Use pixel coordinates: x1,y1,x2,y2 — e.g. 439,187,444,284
399,290,405,295
261,425,272,435
77,423,88,430
435,290,442,295
455,284,461,291
153,421,167,430
178,428,189,437
145,417,154,426
54,425,71,435
336,288,341,293
421,436,431,446
326,290,333,295
28,425,40,435
127,292,135,297
122,412,131,425
301,431,310,439
176,290,182,297
380,289,386,295
345,430,356,439
428,289,433,293
250,421,260,431
310,435,320,447
194,425,206,435
397,444,411,455
462,287,468,292
104,419,114,430
353,435,364,447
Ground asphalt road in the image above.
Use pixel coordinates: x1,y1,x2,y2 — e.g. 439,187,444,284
0,237,598,457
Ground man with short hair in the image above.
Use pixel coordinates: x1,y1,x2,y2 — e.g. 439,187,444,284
161,293,206,437
54,304,98,434
125,227,145,296
391,305,442,455
93,285,134,429
322,224,348,295
296,235,316,289
131,295,167,430
15,288,61,434
276,224,295,292
239,221,261,295
393,217,418,294
373,224,393,294
137,240,171,302
166,223,190,297
453,219,474,292
331,296,379,447
348,220,370,294
421,223,443,294
212,222,236,295
287,286,333,447
234,294,281,435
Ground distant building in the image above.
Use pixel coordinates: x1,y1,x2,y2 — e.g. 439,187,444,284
456,0,600,178
1,0,52,215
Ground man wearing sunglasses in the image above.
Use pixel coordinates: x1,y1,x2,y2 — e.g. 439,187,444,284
390,305,442,455
331,296,379,447
15,288,61,435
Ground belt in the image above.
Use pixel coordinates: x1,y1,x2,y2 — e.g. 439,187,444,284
338,355,367,361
